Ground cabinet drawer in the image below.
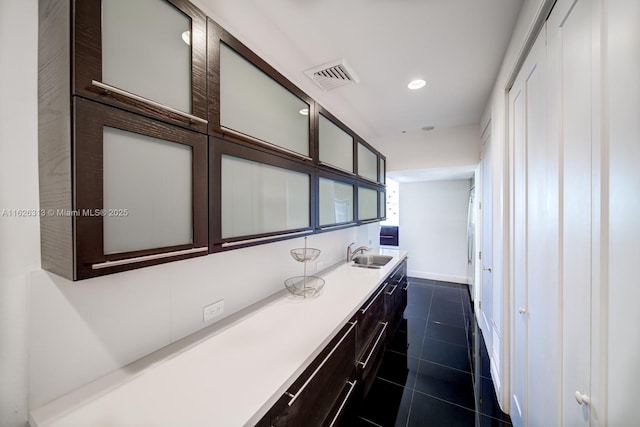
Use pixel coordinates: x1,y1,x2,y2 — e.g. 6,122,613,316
356,284,386,360
384,282,403,340
357,320,388,394
271,321,357,427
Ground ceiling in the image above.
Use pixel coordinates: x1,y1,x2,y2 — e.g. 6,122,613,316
197,0,523,177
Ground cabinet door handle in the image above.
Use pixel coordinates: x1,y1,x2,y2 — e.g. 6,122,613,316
575,391,591,406
357,322,388,369
385,285,398,296
328,380,358,427
91,80,208,125
92,247,208,269
360,286,386,314
287,321,357,406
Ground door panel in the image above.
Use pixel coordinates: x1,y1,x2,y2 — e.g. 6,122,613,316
548,0,594,425
509,25,554,427
480,136,493,338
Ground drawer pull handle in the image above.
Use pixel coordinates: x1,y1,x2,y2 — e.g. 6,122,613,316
91,80,208,125
385,285,398,296
287,321,357,406
358,322,388,369
328,380,358,427
361,286,386,314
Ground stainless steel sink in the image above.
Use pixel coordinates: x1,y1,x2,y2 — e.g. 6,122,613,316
352,254,393,269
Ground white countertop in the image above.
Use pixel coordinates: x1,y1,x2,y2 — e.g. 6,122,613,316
29,249,408,427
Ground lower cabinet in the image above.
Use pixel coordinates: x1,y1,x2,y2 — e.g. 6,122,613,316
261,259,408,427
385,260,408,342
270,320,357,427
356,285,388,397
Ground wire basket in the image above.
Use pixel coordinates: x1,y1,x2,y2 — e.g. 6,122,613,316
290,247,321,262
284,276,325,297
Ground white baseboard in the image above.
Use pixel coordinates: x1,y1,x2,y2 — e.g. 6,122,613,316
407,270,469,284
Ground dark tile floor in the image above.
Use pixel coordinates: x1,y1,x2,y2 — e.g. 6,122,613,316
352,278,512,427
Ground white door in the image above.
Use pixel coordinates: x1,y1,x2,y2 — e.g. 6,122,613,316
606,0,640,423
508,24,555,426
509,68,528,427
480,130,492,338
548,0,594,425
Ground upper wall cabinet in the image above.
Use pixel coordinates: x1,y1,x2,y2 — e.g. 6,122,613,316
74,99,209,279
210,138,315,251
73,0,208,133
208,20,314,160
39,0,209,280
317,173,356,230
318,112,355,174
357,185,379,222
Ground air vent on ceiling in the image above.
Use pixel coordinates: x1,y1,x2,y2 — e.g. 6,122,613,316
304,59,360,91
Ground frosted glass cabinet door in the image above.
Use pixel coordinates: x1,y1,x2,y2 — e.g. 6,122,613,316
358,142,378,181
358,187,378,221
221,155,310,239
102,0,191,113
219,43,310,157
319,178,354,226
74,98,208,280
103,127,193,254
319,114,354,173
73,0,208,131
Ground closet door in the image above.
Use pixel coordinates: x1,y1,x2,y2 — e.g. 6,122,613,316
548,0,597,425
606,0,640,424
509,25,559,427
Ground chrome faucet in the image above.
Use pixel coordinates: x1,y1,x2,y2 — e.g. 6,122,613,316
347,242,370,262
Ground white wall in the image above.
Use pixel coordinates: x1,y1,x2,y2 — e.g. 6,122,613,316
0,1,39,425
0,2,380,424
399,180,471,284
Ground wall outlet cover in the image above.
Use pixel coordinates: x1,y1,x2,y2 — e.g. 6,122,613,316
203,300,224,322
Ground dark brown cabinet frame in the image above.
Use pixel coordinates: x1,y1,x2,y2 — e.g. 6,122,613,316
315,107,358,176
356,138,387,185
207,18,316,161
73,0,209,134
357,181,386,224
74,98,209,279
315,169,357,233
209,137,317,252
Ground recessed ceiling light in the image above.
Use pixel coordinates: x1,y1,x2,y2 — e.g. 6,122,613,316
407,79,426,90
181,30,191,46
422,125,435,131
299,108,309,116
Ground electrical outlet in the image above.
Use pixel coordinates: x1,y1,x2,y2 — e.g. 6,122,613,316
203,299,224,322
